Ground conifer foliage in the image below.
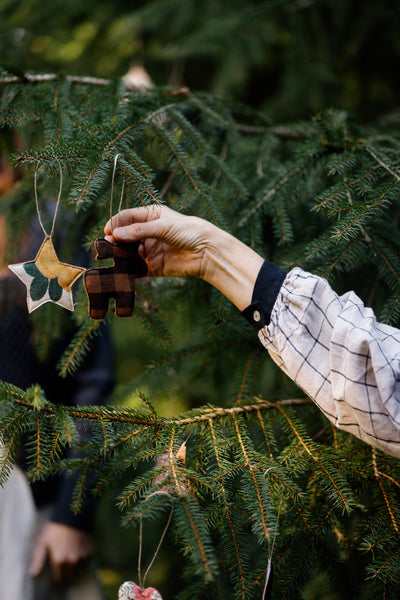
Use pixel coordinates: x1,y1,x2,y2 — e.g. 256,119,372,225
1,69,400,599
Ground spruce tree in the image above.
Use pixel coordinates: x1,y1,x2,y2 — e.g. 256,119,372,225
1,3,400,599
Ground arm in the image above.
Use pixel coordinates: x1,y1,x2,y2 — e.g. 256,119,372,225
104,204,263,310
104,205,400,457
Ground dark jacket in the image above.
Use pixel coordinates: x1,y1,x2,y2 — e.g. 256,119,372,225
0,218,114,532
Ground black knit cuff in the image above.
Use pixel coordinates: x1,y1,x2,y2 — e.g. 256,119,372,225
241,260,287,330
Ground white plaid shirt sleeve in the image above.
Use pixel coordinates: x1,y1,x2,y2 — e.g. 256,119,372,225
255,267,400,457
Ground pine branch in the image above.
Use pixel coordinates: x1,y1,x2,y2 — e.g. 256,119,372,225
0,73,110,86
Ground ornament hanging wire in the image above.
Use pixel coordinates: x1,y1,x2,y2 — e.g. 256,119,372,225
34,159,63,238
110,153,125,241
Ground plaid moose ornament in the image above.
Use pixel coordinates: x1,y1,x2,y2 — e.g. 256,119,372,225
84,238,148,320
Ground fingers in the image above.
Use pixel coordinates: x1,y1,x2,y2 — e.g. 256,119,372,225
109,219,167,245
49,554,77,584
104,205,166,237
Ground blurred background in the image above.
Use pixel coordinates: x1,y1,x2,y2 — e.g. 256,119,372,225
2,0,400,121
1,1,400,598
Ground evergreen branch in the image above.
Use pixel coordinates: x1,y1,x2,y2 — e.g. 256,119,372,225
34,414,41,478
1,396,162,427
277,406,352,512
320,238,360,278
371,545,400,581
58,319,102,378
0,381,32,404
0,407,27,437
70,464,91,514
148,120,220,225
167,426,188,496
167,108,247,200
284,229,336,270
92,454,131,496
0,73,110,86
134,306,171,343
174,398,310,426
180,497,214,581
369,237,400,286
238,160,314,227
2,386,310,429
365,147,400,183
222,504,247,596
333,196,395,241
205,418,271,593
232,414,270,540
313,165,381,212
372,450,400,537
116,156,159,205
283,505,336,599
74,159,104,206
147,342,237,372
136,392,158,420
0,431,18,482
256,409,274,459
235,350,255,405
46,431,62,469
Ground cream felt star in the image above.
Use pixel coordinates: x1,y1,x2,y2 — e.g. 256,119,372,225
8,236,85,312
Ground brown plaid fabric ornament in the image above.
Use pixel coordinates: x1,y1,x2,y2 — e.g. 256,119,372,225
84,238,148,320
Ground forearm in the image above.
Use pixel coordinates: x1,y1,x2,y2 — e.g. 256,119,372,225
199,224,264,311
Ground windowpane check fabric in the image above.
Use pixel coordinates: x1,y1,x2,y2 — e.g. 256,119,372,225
244,263,400,458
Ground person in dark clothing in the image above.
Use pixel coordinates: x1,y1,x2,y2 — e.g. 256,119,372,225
0,164,114,598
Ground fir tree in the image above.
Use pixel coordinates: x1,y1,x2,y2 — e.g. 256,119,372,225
1,2,400,599
1,68,400,600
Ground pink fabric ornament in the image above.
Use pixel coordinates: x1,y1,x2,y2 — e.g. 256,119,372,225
118,581,163,600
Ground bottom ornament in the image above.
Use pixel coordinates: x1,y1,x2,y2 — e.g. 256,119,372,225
118,581,163,600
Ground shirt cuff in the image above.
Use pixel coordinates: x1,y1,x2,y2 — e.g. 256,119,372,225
241,260,287,330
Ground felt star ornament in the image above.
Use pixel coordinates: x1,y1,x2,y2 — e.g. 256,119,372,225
8,236,85,312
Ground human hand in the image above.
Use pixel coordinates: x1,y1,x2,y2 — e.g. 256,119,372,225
29,522,94,584
104,204,264,311
104,204,216,279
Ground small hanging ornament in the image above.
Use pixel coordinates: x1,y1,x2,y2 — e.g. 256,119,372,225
118,581,163,600
8,162,85,312
117,499,174,600
154,439,189,496
84,238,147,319
83,154,147,320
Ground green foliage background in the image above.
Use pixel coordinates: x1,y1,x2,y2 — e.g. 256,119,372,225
1,1,400,599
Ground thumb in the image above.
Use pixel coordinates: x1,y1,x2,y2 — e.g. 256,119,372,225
29,540,48,577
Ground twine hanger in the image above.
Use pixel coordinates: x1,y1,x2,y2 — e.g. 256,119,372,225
110,153,125,241
34,159,63,239
137,508,173,590
263,467,284,600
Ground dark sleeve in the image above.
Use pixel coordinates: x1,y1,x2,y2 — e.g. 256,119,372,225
241,260,287,330
49,324,114,532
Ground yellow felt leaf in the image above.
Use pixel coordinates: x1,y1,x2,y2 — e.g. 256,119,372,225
35,237,61,278
35,237,84,290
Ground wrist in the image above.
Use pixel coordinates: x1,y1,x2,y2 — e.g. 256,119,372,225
200,225,264,311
